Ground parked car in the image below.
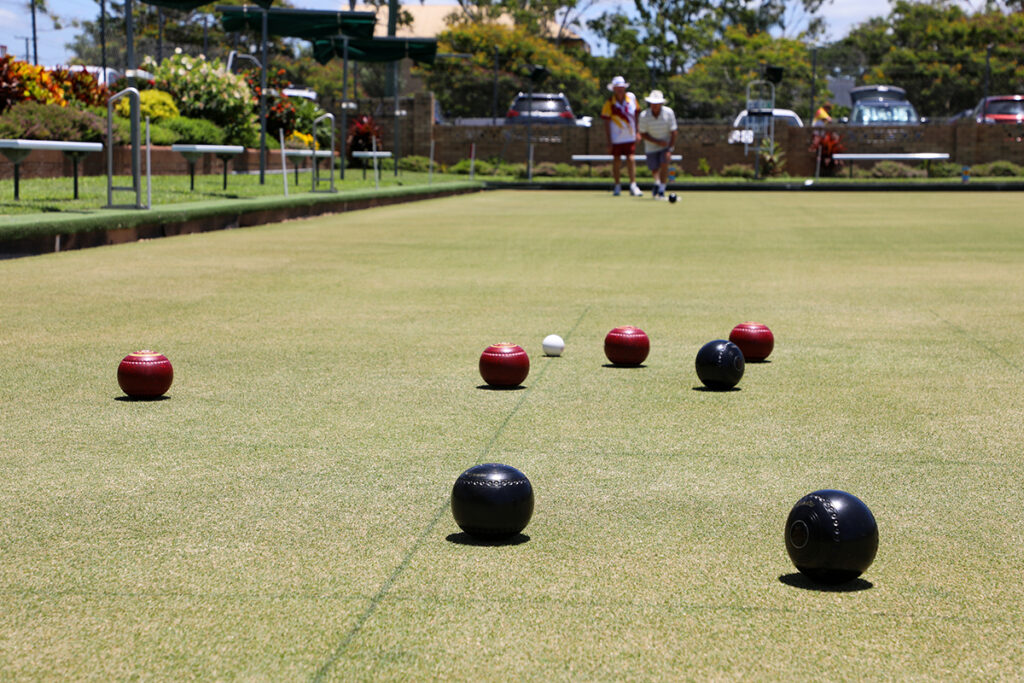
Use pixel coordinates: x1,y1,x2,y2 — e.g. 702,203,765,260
971,95,1024,124
505,92,577,125
846,85,922,125
733,108,804,129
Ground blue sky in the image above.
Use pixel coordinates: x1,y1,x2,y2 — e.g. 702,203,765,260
0,0,893,67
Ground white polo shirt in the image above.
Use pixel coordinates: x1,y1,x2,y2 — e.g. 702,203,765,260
638,106,677,153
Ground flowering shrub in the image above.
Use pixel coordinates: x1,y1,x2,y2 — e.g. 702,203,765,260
346,115,382,165
116,89,180,121
809,131,845,177
0,55,67,113
50,67,110,108
142,52,257,146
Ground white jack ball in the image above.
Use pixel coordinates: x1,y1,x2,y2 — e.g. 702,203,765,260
542,334,565,357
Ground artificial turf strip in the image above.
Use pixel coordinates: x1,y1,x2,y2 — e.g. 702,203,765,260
1,191,1023,678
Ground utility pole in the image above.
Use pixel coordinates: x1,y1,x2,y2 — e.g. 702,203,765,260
100,0,107,77
30,0,38,64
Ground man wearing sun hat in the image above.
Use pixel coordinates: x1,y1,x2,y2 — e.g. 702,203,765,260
600,75,643,197
637,89,678,200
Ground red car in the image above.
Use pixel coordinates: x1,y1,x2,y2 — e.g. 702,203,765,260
972,95,1024,124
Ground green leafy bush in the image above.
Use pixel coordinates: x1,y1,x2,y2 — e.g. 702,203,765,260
869,161,926,178
161,116,225,145
142,53,256,147
450,158,495,175
720,163,754,178
532,162,559,177
971,160,1023,177
0,101,109,142
109,116,179,145
554,163,578,178
116,89,180,122
926,161,962,178
398,155,432,172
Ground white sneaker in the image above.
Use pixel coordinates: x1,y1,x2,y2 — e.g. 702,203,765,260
629,183,643,197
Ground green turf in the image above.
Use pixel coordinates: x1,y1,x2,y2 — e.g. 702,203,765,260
1,191,1022,679
0,169,471,216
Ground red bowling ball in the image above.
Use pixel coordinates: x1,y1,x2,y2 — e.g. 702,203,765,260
604,326,650,366
118,350,174,399
729,322,774,361
479,343,530,387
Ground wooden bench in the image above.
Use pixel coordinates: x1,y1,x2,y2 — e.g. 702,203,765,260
170,144,245,190
0,139,104,200
833,152,950,178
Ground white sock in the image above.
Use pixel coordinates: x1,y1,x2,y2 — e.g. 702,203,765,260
658,183,666,194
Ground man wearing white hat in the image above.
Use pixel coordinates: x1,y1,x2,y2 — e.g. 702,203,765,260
638,89,678,200
600,75,642,197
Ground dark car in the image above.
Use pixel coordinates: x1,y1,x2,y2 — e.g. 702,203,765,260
971,95,1024,124
505,92,577,125
846,84,922,125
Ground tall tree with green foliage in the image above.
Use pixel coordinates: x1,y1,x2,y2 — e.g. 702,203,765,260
673,26,827,119
833,0,1024,116
417,22,601,119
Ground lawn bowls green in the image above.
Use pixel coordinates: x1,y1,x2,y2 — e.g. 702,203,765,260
785,489,879,585
117,350,173,399
451,464,534,540
695,339,744,389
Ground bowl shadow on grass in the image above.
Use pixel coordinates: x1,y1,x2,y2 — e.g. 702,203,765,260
114,395,171,402
602,363,647,369
778,573,874,592
475,384,527,391
445,532,531,547
691,386,742,392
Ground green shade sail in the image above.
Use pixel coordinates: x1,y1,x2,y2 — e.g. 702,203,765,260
217,6,375,40
313,36,438,66
143,0,273,9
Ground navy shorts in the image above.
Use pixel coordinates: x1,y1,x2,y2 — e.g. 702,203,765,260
645,148,671,171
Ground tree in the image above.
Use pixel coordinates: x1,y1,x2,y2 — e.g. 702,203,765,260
830,0,1024,116
674,26,827,119
65,0,294,70
586,0,830,89
417,22,601,119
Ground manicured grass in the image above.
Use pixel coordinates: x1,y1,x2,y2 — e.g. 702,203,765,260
0,169,471,216
1,191,1022,679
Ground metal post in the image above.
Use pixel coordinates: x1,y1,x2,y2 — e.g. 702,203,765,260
126,0,139,184
281,129,288,196
492,46,499,125
984,44,993,104
809,47,817,123
100,0,107,78
393,61,400,177
312,112,336,192
30,0,37,65
145,117,152,209
259,9,268,184
429,139,435,184
157,8,164,64
526,77,533,175
470,142,476,180
340,37,349,181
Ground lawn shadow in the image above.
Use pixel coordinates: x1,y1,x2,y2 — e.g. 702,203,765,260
778,573,874,592
114,395,171,402
602,364,647,369
445,532,531,547
746,359,772,364
475,384,526,391
691,386,742,392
